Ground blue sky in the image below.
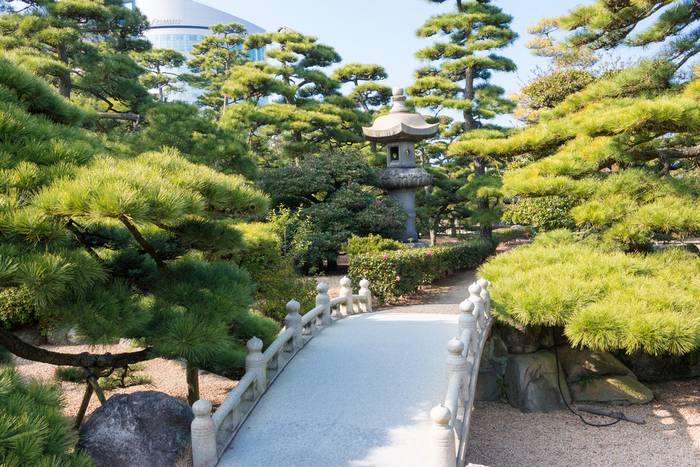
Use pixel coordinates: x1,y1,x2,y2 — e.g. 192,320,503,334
204,0,586,103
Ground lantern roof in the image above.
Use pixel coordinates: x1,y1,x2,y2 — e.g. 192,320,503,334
362,88,439,143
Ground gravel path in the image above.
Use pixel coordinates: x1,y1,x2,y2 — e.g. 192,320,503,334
467,379,700,466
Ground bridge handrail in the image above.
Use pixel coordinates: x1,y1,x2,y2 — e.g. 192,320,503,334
191,276,373,467
431,279,493,467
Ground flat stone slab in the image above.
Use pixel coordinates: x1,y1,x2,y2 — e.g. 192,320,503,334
219,312,458,467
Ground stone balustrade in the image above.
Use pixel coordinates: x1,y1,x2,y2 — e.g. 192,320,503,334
431,279,493,467
191,277,373,467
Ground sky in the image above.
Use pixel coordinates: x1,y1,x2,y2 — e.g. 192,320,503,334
202,0,587,111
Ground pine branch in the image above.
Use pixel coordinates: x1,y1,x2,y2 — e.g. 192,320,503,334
634,143,700,161
0,327,152,368
65,219,103,263
118,214,166,269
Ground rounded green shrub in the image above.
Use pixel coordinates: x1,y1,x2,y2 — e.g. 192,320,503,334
342,234,405,255
480,230,700,356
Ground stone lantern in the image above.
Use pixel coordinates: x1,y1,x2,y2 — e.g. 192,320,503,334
363,87,438,242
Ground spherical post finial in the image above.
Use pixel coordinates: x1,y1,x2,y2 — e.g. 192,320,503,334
458,299,474,314
447,338,464,356
192,399,212,417
430,404,452,426
286,299,301,315
246,336,263,352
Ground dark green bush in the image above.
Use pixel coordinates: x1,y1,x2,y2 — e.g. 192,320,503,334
502,196,577,231
343,234,405,255
348,240,496,301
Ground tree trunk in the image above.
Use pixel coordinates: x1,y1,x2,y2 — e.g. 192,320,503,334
186,362,200,405
57,43,72,99
474,158,492,240
463,65,476,130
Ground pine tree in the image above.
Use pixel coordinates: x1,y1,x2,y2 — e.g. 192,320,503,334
185,23,251,113
528,0,700,69
134,48,186,102
0,0,152,114
461,2,700,357
331,64,392,112
410,0,517,239
221,28,368,164
0,58,278,405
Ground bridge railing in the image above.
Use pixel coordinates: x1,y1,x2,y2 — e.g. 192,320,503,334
431,279,493,467
190,276,372,467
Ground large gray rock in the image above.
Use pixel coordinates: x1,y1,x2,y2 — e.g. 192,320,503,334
499,325,544,354
616,349,700,382
557,347,632,383
78,391,193,467
504,350,571,412
569,375,653,404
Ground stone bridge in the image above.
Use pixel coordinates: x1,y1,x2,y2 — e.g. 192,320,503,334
191,274,493,467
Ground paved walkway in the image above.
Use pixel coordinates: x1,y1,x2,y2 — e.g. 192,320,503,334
219,311,460,467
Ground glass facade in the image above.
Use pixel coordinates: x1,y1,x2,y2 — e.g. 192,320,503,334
129,1,266,103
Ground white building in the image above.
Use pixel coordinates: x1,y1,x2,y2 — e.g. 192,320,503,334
129,0,265,102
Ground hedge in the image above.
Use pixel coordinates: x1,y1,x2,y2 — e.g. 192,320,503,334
342,234,405,255
348,239,496,302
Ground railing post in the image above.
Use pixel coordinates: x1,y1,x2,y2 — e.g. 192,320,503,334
446,338,468,382
339,276,353,315
468,283,485,330
285,299,303,351
430,405,455,467
191,400,217,467
245,336,266,396
458,299,476,353
477,278,491,316
358,278,372,313
316,282,332,327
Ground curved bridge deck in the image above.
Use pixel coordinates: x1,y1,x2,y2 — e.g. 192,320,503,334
219,311,457,467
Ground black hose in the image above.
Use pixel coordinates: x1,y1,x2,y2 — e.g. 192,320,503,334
553,343,622,427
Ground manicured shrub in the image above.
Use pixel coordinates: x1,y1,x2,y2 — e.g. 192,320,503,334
480,230,700,356
235,223,316,322
0,367,94,466
491,226,532,244
342,234,405,255
349,240,496,301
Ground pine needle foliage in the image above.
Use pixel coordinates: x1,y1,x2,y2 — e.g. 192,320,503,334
0,367,94,466
480,231,700,356
451,60,700,249
0,59,278,379
528,0,700,68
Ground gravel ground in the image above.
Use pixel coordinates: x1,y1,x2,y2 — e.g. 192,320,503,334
466,379,700,466
14,342,235,420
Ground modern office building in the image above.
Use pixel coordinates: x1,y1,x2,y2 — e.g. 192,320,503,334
129,0,265,102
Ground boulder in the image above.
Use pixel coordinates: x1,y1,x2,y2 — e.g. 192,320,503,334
504,350,571,412
616,349,700,382
569,375,653,404
557,347,632,383
78,391,193,467
499,325,544,354
475,333,509,401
